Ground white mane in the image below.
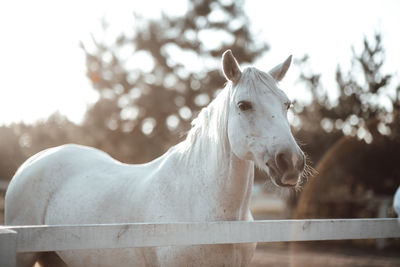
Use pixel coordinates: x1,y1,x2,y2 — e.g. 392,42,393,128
179,82,233,158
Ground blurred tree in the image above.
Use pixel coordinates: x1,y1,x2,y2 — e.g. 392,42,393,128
20,113,86,155
294,32,400,169
80,0,268,163
0,126,25,181
0,113,85,181
294,32,400,222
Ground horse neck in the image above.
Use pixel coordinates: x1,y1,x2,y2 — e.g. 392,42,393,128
178,89,254,220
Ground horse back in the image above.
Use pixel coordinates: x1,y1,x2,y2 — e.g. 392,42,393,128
5,144,119,225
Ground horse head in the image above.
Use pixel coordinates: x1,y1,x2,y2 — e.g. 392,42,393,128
223,50,305,187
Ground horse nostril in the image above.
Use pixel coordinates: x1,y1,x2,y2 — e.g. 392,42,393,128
276,152,289,172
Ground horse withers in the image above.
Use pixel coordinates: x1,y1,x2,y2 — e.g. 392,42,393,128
5,50,305,267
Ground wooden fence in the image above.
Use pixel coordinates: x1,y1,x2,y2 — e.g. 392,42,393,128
1,218,399,267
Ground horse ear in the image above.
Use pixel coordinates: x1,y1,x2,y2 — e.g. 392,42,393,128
222,50,242,83
269,55,292,82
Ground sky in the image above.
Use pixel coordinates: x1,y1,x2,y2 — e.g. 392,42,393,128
0,0,399,125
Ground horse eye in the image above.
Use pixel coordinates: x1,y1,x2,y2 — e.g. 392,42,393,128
285,101,292,110
238,101,252,111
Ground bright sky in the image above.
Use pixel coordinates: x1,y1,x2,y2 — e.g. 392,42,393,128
0,0,399,125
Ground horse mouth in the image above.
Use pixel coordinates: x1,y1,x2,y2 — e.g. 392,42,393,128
266,164,299,188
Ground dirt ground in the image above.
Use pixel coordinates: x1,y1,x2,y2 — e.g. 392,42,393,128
250,243,400,267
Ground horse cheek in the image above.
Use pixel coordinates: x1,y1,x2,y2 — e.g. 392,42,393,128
228,121,252,160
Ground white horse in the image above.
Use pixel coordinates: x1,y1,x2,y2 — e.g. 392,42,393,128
5,50,305,267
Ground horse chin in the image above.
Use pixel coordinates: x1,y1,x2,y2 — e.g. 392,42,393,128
255,159,299,188
265,166,299,188
271,177,297,188
281,172,300,187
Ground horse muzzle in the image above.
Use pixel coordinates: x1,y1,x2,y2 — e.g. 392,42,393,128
266,148,305,187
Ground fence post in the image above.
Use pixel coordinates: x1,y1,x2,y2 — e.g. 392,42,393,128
376,198,391,250
0,227,17,267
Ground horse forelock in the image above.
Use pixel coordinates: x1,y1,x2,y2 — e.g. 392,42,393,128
238,67,287,101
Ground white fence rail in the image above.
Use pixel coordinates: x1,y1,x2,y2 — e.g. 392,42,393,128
1,218,400,267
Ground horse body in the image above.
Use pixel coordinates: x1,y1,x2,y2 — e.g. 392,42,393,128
6,143,254,266
5,50,305,267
